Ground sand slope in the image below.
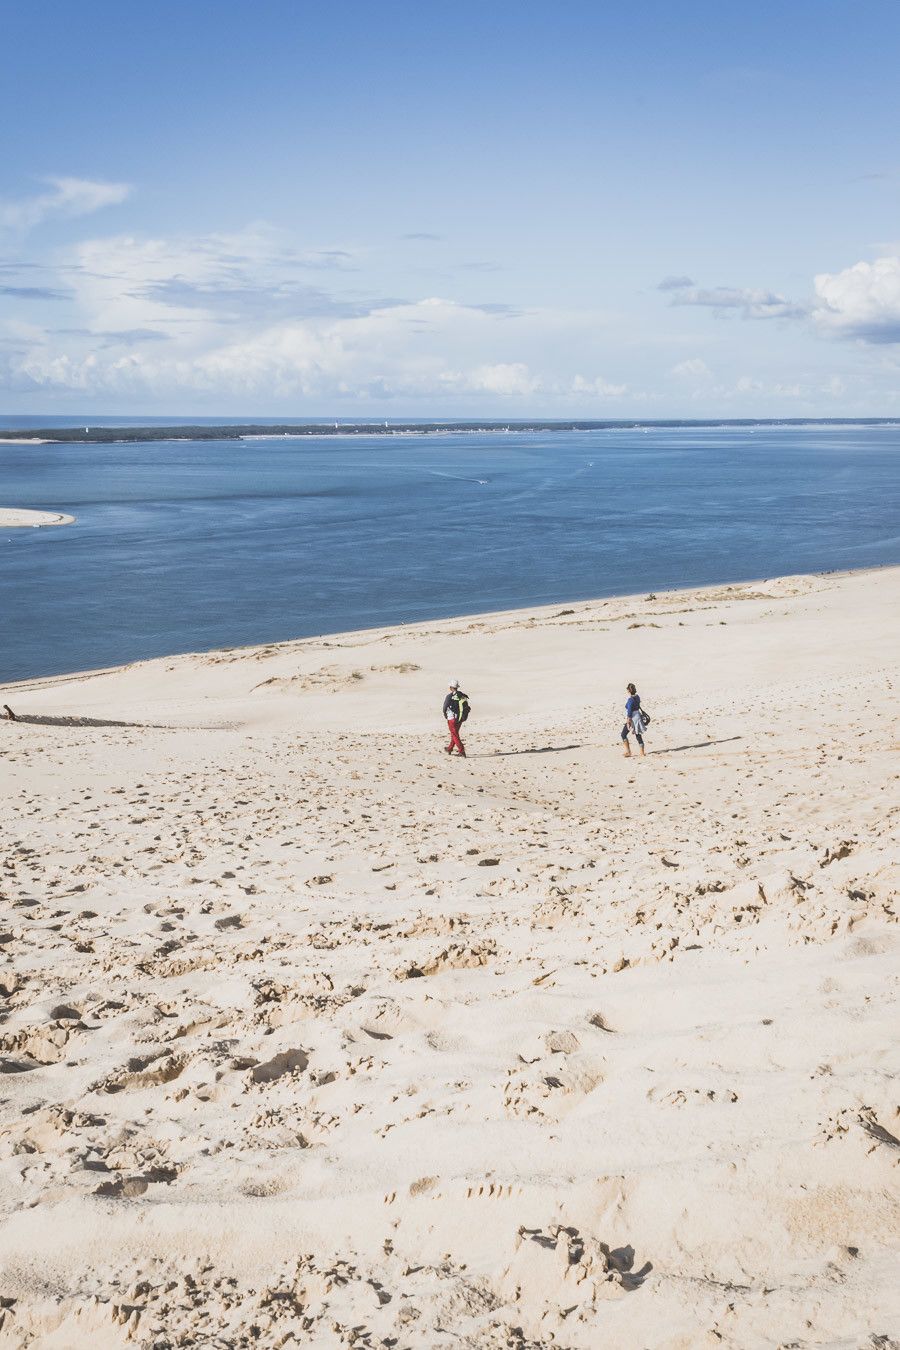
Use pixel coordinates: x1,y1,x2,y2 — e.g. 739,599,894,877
1,569,898,1347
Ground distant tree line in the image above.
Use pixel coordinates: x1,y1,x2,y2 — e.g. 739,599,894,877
4,418,895,444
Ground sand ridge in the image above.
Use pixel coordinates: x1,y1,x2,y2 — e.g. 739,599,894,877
0,568,898,1347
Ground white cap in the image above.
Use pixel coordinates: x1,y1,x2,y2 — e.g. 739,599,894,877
448,679,459,688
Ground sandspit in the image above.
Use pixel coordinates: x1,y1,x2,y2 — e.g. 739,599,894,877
0,567,898,1347
0,509,74,528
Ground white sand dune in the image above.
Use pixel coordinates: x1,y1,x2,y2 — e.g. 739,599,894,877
0,567,898,1347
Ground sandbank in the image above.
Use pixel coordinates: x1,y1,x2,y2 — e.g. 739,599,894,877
0,508,74,528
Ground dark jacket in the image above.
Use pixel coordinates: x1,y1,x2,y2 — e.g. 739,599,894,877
443,689,470,722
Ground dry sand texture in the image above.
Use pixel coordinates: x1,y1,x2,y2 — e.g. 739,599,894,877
0,568,898,1348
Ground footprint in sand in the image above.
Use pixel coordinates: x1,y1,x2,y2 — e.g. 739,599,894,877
249,1048,310,1084
0,1020,83,1067
496,1223,651,1309
647,1085,739,1107
99,1051,188,1094
503,1052,605,1122
394,939,497,980
94,1164,178,1199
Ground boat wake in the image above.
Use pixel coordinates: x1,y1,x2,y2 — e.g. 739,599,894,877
428,471,489,485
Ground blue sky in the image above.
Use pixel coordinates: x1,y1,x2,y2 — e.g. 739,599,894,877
2,0,900,415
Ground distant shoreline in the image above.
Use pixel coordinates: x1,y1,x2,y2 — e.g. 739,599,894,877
2,417,900,445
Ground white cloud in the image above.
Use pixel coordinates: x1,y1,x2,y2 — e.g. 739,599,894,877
186,303,547,401
570,374,627,397
671,358,711,378
4,290,630,407
663,254,900,351
0,177,131,231
657,275,695,291
1,218,635,405
812,256,900,343
457,362,537,396
4,288,542,402
65,227,363,338
669,285,806,320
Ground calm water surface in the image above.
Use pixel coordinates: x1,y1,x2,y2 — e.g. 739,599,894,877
2,425,899,680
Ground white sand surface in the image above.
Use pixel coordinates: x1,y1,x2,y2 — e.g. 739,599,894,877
0,509,74,528
0,567,898,1348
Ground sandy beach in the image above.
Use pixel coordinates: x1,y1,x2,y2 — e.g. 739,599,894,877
0,510,74,529
1,566,898,1348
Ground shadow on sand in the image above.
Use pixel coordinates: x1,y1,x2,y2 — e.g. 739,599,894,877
650,736,742,755
478,744,584,758
9,714,174,730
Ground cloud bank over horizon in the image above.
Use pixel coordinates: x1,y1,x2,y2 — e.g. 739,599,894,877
0,218,624,407
2,197,900,414
2,200,899,415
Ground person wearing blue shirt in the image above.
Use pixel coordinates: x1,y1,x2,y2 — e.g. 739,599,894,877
622,682,646,757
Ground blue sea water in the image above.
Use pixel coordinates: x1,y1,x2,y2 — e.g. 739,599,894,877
1,422,899,682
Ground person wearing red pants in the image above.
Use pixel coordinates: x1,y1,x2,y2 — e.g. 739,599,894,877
442,680,471,756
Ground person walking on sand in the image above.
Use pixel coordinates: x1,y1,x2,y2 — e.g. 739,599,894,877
621,682,647,757
443,680,470,757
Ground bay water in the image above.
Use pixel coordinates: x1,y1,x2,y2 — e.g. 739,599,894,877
2,422,899,681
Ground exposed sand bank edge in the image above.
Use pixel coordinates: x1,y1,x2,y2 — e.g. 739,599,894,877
0,507,75,528
3,559,897,694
